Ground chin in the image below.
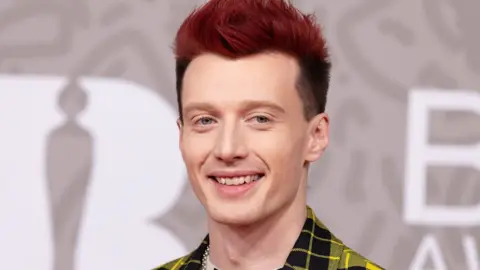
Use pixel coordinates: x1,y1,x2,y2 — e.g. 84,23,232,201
207,202,262,226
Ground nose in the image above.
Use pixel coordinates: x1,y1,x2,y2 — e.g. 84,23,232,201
213,121,248,163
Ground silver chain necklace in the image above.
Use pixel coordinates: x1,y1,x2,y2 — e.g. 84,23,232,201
201,245,210,270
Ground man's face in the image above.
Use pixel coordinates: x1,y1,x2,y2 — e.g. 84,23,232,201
178,52,328,226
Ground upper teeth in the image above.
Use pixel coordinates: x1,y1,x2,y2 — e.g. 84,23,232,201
215,175,261,185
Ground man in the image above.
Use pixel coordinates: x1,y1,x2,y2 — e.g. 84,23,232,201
156,0,384,269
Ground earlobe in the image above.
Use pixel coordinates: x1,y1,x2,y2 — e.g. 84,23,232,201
305,113,329,162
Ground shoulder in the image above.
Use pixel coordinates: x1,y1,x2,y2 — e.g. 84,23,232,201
307,206,384,270
336,246,384,270
151,254,191,270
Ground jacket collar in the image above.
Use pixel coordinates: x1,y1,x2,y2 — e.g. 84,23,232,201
182,206,342,270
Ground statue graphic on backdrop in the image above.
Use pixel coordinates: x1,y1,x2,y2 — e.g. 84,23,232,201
45,78,93,270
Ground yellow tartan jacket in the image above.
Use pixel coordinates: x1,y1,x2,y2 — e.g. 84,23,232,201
154,206,384,270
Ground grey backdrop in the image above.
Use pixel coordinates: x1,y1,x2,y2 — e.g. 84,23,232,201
1,0,479,269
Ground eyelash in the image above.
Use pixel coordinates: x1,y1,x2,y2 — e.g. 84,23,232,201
192,114,273,127
248,115,272,123
193,116,216,126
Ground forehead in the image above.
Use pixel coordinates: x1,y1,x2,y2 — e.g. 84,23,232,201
181,52,301,107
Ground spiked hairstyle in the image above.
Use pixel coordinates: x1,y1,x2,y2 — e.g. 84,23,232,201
173,0,331,120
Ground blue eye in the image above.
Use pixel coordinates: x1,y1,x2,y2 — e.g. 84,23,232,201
196,117,215,125
253,115,270,123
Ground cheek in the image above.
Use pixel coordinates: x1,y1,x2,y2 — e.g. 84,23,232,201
248,129,304,155
249,132,304,168
248,132,307,188
180,133,214,167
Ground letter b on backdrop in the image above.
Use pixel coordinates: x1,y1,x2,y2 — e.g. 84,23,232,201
0,75,187,270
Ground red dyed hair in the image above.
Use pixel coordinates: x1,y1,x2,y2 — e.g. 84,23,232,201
174,0,331,120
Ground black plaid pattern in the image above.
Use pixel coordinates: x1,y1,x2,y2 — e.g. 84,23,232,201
153,206,384,270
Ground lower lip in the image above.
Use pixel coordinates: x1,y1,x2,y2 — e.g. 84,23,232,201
211,178,261,198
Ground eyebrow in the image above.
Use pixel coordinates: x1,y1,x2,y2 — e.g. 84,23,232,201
239,100,285,114
182,100,286,115
183,102,217,114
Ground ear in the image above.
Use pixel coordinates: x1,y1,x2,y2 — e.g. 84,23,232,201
177,118,183,131
177,118,184,148
304,113,329,162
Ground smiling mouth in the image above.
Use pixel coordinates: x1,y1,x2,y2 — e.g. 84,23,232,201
208,174,264,186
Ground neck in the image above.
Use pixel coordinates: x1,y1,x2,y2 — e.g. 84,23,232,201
207,198,306,270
